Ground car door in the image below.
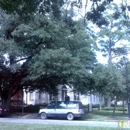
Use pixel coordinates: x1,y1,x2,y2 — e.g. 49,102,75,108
55,102,67,117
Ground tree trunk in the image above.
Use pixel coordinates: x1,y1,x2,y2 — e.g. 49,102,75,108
122,99,125,114
112,97,117,117
99,94,102,111
1,90,12,112
107,38,112,108
107,97,111,108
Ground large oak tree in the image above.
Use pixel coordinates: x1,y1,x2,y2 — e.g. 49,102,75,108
0,1,96,110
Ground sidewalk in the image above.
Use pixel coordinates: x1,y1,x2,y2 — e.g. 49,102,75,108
21,113,39,119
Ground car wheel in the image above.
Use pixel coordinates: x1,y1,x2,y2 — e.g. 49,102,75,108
40,112,47,119
66,113,74,120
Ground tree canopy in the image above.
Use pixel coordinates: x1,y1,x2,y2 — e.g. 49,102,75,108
0,0,96,109
0,0,130,111
92,64,125,98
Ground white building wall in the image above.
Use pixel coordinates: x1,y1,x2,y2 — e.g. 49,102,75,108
23,90,50,105
57,85,74,101
80,94,105,105
23,87,105,106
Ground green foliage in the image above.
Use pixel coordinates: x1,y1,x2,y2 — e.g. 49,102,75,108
0,0,65,20
101,107,127,111
30,48,79,78
86,0,130,27
11,13,96,94
86,0,113,26
10,103,48,113
0,0,117,27
28,47,94,93
0,0,97,110
96,3,130,62
24,104,40,113
92,64,125,98
92,104,105,108
0,0,40,19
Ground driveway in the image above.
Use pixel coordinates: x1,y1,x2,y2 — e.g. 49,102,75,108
10,113,39,119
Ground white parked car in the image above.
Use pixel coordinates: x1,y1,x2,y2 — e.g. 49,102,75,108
39,101,84,120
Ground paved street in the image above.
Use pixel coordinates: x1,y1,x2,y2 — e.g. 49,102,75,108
0,118,119,127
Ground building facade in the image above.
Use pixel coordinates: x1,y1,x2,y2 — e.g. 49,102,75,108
23,85,104,106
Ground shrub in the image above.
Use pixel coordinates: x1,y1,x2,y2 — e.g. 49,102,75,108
10,106,22,113
10,103,48,113
83,104,105,109
101,107,127,111
92,104,105,108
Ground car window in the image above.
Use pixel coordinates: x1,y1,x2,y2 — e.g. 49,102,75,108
67,102,78,109
79,102,84,109
46,102,56,109
56,102,66,109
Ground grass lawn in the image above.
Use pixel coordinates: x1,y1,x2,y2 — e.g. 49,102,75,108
0,107,129,130
85,108,129,120
0,109,129,130
0,123,126,130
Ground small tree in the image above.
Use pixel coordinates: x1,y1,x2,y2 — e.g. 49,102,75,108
95,3,130,107
93,63,125,114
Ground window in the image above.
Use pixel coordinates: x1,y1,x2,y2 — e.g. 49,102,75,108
61,86,67,100
29,92,34,101
49,94,56,101
94,95,96,102
74,91,79,100
49,94,53,101
67,102,78,109
56,102,66,109
46,102,56,109
90,94,93,102
39,92,41,100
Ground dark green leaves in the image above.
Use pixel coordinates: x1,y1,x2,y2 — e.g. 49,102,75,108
0,0,40,16
92,64,125,97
